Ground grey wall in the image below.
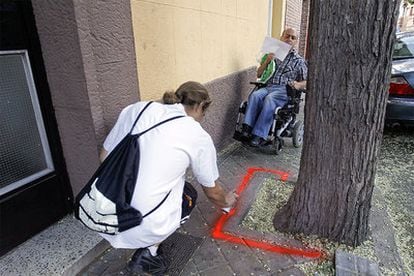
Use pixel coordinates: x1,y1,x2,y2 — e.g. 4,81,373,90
32,0,139,195
203,67,256,150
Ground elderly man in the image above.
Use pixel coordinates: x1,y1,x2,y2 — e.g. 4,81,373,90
242,27,307,147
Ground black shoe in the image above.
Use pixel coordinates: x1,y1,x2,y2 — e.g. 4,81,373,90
250,136,266,147
242,124,253,137
127,248,169,275
241,124,253,142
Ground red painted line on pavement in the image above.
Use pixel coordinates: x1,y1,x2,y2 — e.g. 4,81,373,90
211,167,322,259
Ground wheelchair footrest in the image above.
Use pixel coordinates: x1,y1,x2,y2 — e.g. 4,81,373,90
233,131,244,142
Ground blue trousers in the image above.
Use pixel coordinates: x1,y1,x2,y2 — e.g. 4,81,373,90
243,85,288,139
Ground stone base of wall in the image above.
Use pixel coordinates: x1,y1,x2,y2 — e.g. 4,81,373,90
203,67,257,150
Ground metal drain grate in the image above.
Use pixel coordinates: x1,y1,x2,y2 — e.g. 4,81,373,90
161,232,204,275
78,232,203,276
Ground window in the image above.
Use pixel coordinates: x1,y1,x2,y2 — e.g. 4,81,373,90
0,51,54,195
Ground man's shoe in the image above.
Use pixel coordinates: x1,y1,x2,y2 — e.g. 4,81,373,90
241,124,252,139
127,248,169,275
250,136,266,147
240,124,252,143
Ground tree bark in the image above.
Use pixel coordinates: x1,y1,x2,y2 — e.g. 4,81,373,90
273,0,401,246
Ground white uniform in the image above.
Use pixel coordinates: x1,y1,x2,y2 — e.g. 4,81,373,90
99,102,219,249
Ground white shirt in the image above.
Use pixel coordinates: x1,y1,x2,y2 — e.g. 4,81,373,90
99,102,219,248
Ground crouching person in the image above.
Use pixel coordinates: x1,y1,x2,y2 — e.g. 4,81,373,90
99,81,238,275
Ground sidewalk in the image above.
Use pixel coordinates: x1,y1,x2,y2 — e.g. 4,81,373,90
77,132,411,275
0,129,410,275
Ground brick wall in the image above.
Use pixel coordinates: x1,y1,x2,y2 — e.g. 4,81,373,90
285,0,303,33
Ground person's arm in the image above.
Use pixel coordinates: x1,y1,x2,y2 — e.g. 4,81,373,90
257,53,274,78
202,182,238,208
291,58,308,91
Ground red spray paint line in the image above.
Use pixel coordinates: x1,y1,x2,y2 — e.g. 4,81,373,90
211,167,323,259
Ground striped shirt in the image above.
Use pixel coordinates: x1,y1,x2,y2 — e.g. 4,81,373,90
269,50,307,86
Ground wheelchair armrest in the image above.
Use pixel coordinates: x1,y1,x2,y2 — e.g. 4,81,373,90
249,81,267,89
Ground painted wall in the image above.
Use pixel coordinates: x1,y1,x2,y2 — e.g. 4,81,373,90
130,0,269,100
32,0,139,195
272,0,286,38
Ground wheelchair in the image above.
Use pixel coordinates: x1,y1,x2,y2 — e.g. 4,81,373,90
233,82,305,154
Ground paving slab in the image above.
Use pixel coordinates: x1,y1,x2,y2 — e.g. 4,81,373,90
278,267,306,276
190,238,229,272
370,188,406,275
335,250,380,276
215,240,271,275
198,264,234,276
0,216,106,276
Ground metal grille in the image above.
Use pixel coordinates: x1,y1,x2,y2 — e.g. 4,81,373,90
0,52,53,194
161,232,204,275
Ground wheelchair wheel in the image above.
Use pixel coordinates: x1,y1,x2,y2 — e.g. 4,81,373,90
292,120,304,148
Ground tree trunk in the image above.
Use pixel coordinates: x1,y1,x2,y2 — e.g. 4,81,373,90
273,0,401,246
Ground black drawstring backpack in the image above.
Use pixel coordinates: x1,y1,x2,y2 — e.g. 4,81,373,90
74,101,184,234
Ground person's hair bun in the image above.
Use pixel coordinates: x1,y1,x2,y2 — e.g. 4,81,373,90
162,90,180,104
162,81,211,112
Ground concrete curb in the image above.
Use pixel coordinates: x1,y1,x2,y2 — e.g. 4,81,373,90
63,239,110,276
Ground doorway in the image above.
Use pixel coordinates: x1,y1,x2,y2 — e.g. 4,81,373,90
0,0,73,256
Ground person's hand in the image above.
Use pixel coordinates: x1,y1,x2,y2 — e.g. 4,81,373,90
289,80,306,91
289,81,298,90
224,190,238,208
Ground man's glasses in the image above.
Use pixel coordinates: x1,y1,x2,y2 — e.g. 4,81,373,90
283,34,297,40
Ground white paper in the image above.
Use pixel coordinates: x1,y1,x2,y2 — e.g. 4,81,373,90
260,36,292,61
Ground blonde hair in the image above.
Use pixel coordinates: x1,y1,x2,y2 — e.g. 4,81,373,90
162,81,211,111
